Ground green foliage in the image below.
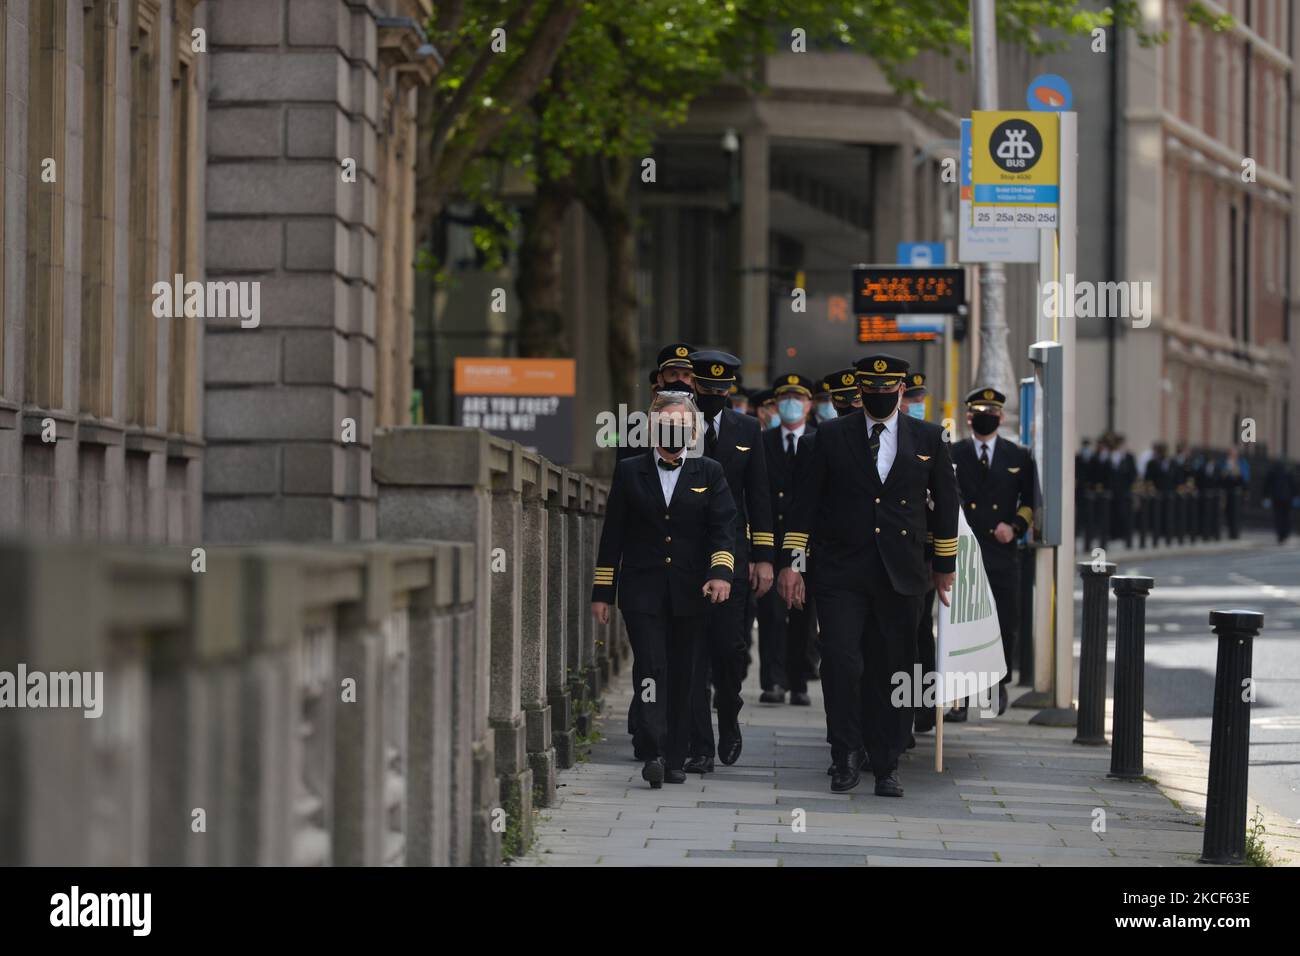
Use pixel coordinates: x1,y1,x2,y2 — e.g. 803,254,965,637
1246,806,1277,867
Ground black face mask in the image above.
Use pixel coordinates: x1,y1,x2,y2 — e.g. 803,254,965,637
656,421,691,453
696,393,728,419
861,390,899,420
971,412,1000,436
835,403,858,418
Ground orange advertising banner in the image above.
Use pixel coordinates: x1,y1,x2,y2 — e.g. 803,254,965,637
454,358,576,396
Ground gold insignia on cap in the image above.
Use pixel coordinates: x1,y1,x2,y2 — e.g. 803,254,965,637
787,375,798,385
913,374,923,385
841,373,854,386
676,346,689,357
983,389,994,400
711,363,724,377
873,359,887,373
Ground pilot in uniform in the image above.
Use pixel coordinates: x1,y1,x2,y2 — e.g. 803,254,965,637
683,351,774,772
777,354,959,796
592,389,737,788
947,387,1036,720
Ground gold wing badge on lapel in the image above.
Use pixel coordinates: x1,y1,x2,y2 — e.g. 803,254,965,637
916,454,932,462
735,445,751,451
1007,467,1021,474
691,487,708,493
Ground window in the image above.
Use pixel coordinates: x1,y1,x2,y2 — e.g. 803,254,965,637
80,0,118,418
127,0,160,426
168,1,199,436
25,0,67,409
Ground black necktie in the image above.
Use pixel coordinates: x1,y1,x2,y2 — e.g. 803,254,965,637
706,420,718,458
658,457,681,471
786,433,796,464
980,443,990,470
869,422,885,464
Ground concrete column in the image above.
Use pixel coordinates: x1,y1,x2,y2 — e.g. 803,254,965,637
546,468,575,768
740,126,770,384
519,460,555,807
565,480,590,707
580,477,600,699
488,445,533,852
403,544,449,867
331,551,390,867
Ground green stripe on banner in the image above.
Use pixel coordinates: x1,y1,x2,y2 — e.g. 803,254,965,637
949,636,1003,656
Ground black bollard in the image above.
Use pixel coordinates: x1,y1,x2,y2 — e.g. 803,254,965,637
1108,576,1153,778
1075,561,1116,745
1200,609,1265,865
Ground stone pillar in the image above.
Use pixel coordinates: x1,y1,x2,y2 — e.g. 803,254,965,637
580,477,600,700
520,460,555,807
546,467,575,768
372,426,499,864
591,484,611,689
488,445,533,854
331,550,391,866
565,476,590,709
406,543,453,866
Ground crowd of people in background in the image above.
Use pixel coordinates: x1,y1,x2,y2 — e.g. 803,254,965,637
1075,434,1299,547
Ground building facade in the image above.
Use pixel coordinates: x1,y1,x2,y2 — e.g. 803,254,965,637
1,0,436,544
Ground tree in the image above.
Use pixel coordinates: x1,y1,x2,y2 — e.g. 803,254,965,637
415,0,585,239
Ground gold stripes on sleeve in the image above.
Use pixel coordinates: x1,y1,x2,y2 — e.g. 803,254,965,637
932,536,958,557
751,531,775,546
781,532,809,551
746,522,752,542
593,566,615,585
710,551,735,571
1016,505,1034,524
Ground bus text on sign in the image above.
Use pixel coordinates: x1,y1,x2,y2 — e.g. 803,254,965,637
856,316,941,343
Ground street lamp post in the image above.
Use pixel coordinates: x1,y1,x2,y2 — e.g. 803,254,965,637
970,0,1017,434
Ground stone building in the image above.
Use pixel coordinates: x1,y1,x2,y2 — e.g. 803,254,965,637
1,0,437,544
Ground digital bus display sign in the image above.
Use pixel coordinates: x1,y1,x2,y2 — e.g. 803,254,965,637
856,316,941,343
852,267,966,315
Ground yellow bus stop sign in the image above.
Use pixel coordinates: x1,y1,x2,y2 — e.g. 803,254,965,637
970,111,1059,229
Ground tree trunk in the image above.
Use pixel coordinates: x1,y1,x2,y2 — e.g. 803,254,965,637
516,172,575,357
579,155,638,411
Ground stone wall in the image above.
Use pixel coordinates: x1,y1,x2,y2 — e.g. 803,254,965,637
0,426,627,866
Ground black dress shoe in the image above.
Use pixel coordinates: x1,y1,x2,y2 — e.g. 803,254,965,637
642,758,665,789
998,684,1009,716
789,691,811,706
830,750,866,793
759,685,786,704
874,772,904,797
683,755,714,775
718,728,743,766
665,768,687,784
913,708,936,734
945,705,968,723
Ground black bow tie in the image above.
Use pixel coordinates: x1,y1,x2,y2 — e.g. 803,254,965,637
658,457,683,471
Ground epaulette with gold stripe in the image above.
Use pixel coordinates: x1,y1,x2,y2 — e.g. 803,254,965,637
932,536,958,557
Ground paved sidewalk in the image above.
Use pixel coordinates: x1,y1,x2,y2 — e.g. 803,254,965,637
518,663,1208,867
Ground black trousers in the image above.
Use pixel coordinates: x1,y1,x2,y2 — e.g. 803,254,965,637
687,577,750,757
622,606,701,769
756,587,788,690
983,560,1020,686
816,578,923,776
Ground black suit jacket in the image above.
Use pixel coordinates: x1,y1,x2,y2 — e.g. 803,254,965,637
592,453,738,616
952,437,1035,572
777,411,959,597
707,409,774,577
762,421,815,547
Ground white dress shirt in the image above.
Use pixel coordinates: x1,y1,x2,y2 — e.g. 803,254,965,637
779,422,806,458
974,432,998,466
864,411,899,482
654,449,684,506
